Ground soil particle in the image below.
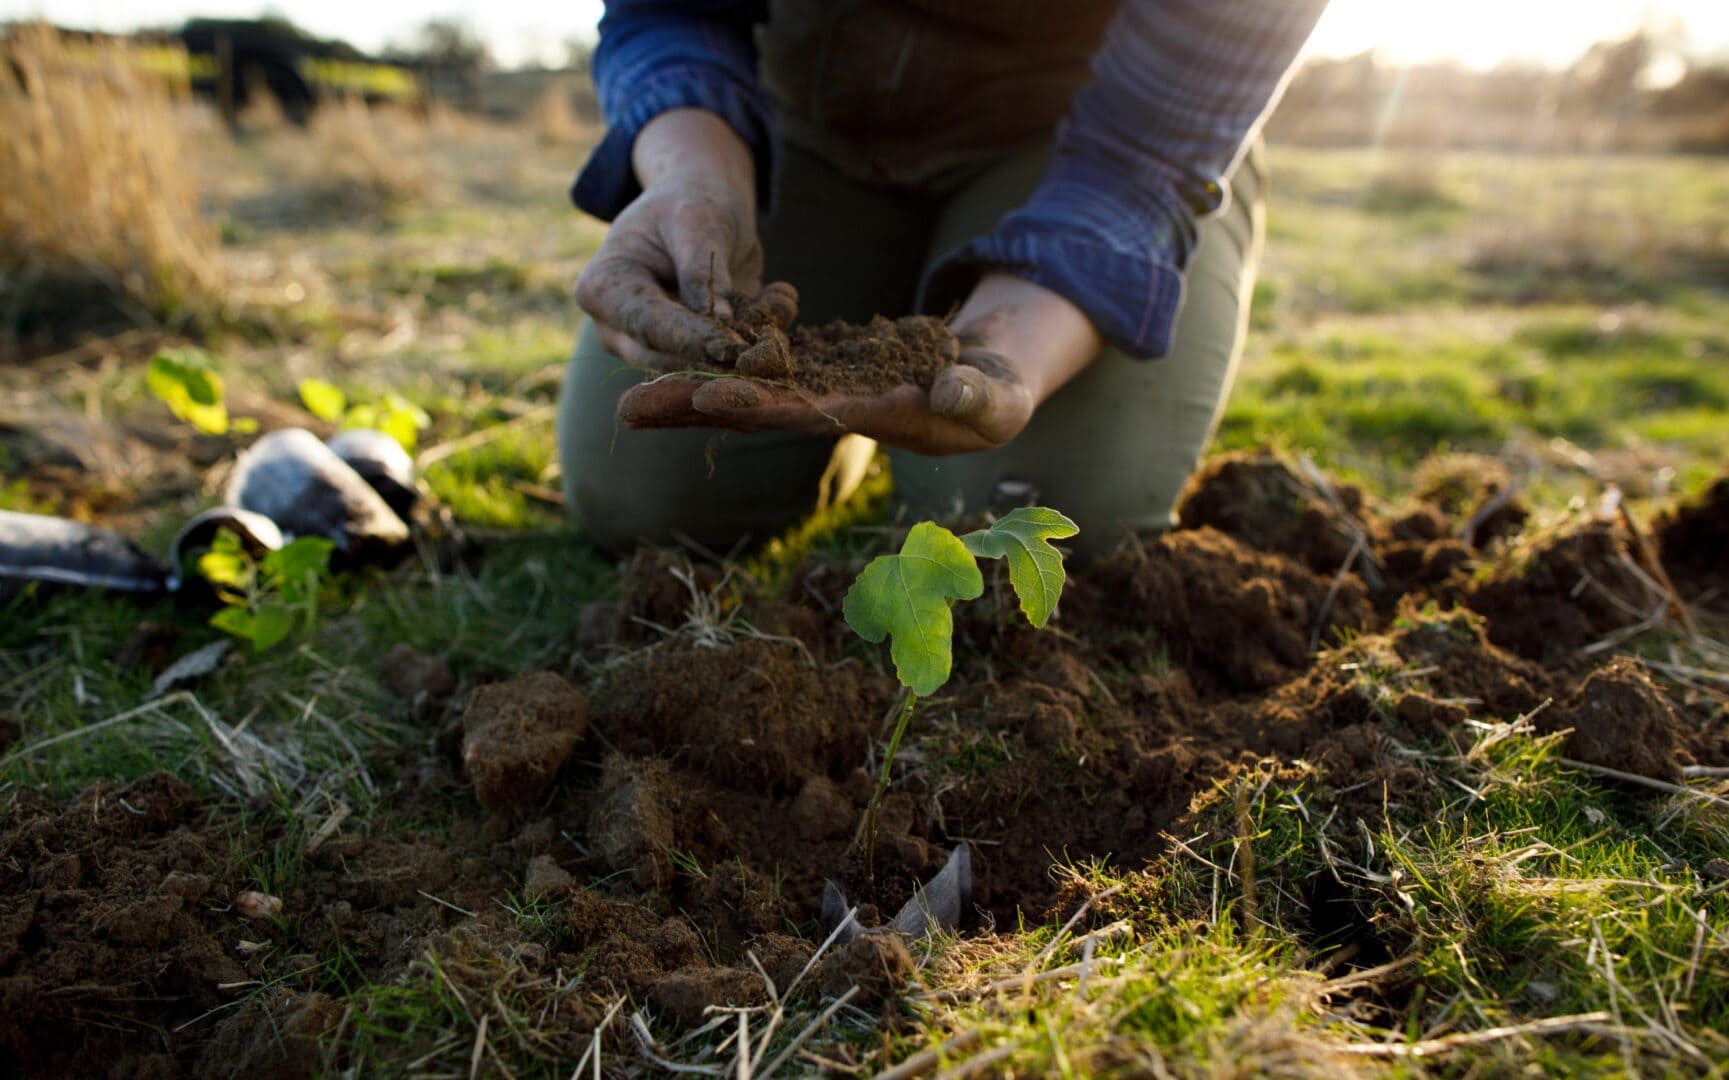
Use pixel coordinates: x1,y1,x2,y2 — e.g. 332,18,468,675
379,643,455,701
1655,474,1729,607
706,281,959,395
607,548,721,646
817,934,915,1002
462,672,588,812
587,754,678,889
567,890,704,996
1090,527,1372,692
591,637,891,791
1537,657,1693,782
791,774,856,842
1464,518,1656,662
193,991,344,1080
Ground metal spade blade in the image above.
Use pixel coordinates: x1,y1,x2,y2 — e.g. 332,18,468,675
0,509,168,593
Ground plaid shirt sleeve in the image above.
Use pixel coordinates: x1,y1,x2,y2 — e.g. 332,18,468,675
923,0,1329,359
570,1,773,221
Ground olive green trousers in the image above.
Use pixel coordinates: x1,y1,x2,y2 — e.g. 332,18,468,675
558,142,1264,556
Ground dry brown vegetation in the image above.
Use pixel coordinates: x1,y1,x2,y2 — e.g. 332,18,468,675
0,24,221,335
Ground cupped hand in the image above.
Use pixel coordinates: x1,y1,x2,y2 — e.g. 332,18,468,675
615,272,1104,456
617,343,1036,456
574,109,762,370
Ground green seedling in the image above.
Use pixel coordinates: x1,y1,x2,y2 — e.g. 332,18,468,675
298,378,431,452
147,347,257,436
199,529,335,651
843,507,1077,871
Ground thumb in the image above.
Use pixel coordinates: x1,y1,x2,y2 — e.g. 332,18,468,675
930,364,994,423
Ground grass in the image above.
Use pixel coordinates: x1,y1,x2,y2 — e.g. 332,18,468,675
1,66,1727,1076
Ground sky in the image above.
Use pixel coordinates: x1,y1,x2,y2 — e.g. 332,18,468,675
3,0,1726,71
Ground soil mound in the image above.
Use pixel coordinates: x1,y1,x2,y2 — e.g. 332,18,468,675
589,637,893,791
0,773,245,1076
1177,450,1365,575
1538,657,1695,781
1464,517,1658,662
706,281,958,394
1656,475,1729,607
1088,526,1373,692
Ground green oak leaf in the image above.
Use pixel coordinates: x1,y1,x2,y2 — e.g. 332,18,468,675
842,521,984,696
961,506,1079,628
146,348,229,435
297,378,348,422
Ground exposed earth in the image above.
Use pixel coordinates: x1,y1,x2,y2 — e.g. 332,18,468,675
2,450,1725,1075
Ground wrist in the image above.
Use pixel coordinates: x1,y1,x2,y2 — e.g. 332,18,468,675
951,273,1102,404
633,108,755,203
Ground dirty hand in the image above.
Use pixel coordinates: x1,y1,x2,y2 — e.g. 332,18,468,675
617,273,1103,457
574,109,762,370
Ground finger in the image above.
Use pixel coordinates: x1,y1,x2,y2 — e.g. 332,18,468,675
576,254,745,360
929,364,994,422
595,322,696,373
616,375,709,428
669,219,740,320
689,378,844,434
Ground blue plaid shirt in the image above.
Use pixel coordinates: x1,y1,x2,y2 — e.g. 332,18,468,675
572,1,1327,359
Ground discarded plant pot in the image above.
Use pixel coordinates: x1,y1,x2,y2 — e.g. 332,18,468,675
326,428,418,521
226,428,409,554
0,510,169,595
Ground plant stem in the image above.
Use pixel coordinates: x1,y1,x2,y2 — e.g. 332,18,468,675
862,688,917,884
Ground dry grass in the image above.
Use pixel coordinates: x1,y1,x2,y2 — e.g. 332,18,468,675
0,23,221,336
300,97,429,216
530,84,586,146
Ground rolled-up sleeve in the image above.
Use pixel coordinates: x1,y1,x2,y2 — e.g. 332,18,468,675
571,1,773,221
923,0,1328,359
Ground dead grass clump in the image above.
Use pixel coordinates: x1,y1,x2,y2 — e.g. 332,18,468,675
0,24,221,336
529,84,586,146
302,97,428,215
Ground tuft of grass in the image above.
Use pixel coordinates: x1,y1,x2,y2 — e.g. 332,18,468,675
0,23,222,339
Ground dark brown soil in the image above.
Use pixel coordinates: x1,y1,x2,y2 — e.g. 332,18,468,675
6,453,1727,1074
704,281,958,395
0,712,18,754
1656,475,1729,609
462,672,589,813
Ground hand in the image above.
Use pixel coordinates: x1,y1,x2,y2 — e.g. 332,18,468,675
617,273,1104,456
574,109,763,370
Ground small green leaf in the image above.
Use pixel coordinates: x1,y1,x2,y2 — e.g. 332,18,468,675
842,522,983,695
297,378,347,422
196,529,252,589
376,393,430,452
961,507,1079,628
262,537,335,584
209,605,258,642
249,603,296,651
147,348,229,435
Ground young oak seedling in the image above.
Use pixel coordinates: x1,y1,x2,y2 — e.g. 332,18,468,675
843,506,1078,870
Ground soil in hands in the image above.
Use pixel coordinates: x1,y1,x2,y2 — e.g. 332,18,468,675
3,449,1726,1074
700,281,959,395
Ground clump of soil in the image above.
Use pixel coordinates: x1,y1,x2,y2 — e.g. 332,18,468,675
1464,516,1658,662
1656,475,1729,607
462,672,589,812
705,281,958,395
590,637,892,791
1413,452,1528,546
195,991,345,1080
1537,657,1695,781
1177,450,1365,576
587,754,679,889
379,643,455,701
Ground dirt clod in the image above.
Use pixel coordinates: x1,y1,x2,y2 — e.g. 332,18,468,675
1656,476,1729,609
380,643,455,701
0,712,18,754
194,991,344,1080
1465,518,1656,662
817,933,915,1002
1538,657,1692,781
523,854,574,900
462,672,588,812
587,754,677,889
